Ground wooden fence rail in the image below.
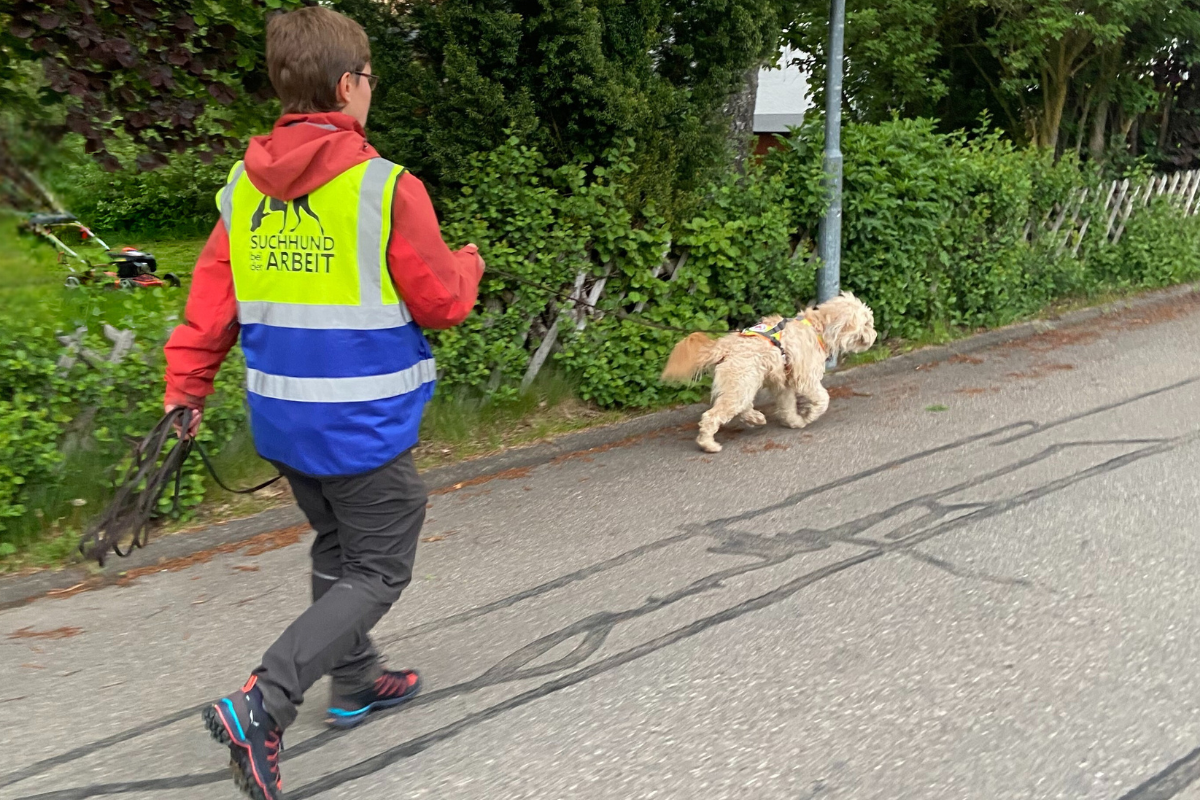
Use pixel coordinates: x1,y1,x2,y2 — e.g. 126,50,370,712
1035,169,1200,255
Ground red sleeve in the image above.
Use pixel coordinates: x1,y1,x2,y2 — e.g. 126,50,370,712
163,222,240,408
387,172,484,329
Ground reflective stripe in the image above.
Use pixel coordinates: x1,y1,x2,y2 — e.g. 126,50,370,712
219,163,244,231
238,300,411,329
247,357,436,403
357,158,393,307
287,121,339,131
312,570,340,582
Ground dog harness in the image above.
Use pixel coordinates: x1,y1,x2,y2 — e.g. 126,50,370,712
739,316,826,366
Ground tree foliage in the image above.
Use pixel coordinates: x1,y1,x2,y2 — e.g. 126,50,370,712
2,0,303,171
336,0,794,217
786,0,1200,166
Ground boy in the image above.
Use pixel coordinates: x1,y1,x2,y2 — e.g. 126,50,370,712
164,7,484,799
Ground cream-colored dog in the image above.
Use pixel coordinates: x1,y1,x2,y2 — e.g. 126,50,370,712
661,292,877,452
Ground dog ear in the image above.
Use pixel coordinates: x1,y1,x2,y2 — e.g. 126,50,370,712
822,317,846,350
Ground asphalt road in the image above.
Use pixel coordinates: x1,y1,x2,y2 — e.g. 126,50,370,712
6,294,1200,800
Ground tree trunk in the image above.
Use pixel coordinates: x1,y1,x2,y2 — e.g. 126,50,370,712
1039,49,1071,152
1074,88,1093,158
1040,80,1069,152
725,63,761,172
1158,88,1174,152
1126,114,1139,156
1089,96,1109,161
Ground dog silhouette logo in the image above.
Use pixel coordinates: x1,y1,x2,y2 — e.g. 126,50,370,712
250,195,324,235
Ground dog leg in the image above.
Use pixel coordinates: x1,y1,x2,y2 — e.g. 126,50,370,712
774,387,808,429
739,409,767,426
798,385,830,426
697,382,757,453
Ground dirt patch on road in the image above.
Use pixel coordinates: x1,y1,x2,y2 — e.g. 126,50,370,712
1122,290,1200,326
1008,326,1102,353
429,466,535,496
828,385,872,400
550,424,693,466
1005,292,1200,356
101,523,312,589
8,625,83,640
741,439,791,454
1006,362,1076,380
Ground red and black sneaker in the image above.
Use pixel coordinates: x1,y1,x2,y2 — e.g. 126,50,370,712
326,669,421,729
202,676,284,800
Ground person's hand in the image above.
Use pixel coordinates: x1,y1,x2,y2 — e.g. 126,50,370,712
165,403,203,439
466,243,485,274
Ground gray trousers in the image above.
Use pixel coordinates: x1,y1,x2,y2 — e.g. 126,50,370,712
253,450,426,730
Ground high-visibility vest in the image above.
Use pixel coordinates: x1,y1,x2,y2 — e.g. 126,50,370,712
217,158,436,476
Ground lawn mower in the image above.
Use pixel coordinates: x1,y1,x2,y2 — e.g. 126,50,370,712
21,212,181,289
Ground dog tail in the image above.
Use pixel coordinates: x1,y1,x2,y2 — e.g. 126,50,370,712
661,332,720,383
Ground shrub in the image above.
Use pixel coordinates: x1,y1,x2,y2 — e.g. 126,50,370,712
0,283,250,552
54,142,240,237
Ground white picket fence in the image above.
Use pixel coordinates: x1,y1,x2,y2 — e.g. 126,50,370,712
1029,169,1200,256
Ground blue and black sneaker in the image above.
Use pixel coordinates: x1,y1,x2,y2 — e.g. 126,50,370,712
326,669,421,729
202,675,284,800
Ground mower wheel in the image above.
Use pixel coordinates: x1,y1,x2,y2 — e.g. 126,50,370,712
119,278,134,290
163,273,181,287
64,276,82,289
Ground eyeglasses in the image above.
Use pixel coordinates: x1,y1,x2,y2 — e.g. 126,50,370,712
351,71,379,89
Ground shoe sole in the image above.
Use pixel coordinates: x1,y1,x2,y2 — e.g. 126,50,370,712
202,705,276,800
325,675,422,729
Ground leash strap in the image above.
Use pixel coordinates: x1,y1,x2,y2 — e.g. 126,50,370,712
79,408,283,565
193,439,283,495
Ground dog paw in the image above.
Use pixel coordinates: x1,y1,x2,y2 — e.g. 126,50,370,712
779,417,807,429
740,410,767,426
697,438,723,453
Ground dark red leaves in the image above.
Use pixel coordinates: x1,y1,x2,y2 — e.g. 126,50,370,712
8,0,289,170
207,83,236,105
146,63,175,89
135,151,168,171
97,152,123,172
129,0,157,21
10,20,36,38
29,37,59,55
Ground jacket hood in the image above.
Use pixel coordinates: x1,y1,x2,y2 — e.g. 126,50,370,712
242,112,379,200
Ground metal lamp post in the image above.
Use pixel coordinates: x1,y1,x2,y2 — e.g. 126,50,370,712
816,0,846,367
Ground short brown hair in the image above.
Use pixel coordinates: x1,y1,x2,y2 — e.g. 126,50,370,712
266,7,371,114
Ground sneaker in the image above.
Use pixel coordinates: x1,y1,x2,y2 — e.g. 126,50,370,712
202,675,284,800
326,669,421,729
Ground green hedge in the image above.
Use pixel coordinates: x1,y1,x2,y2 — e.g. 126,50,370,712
0,284,251,553
7,117,1200,553
55,146,240,238
429,118,1197,408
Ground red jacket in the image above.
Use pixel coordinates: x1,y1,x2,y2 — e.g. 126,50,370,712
164,112,483,408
